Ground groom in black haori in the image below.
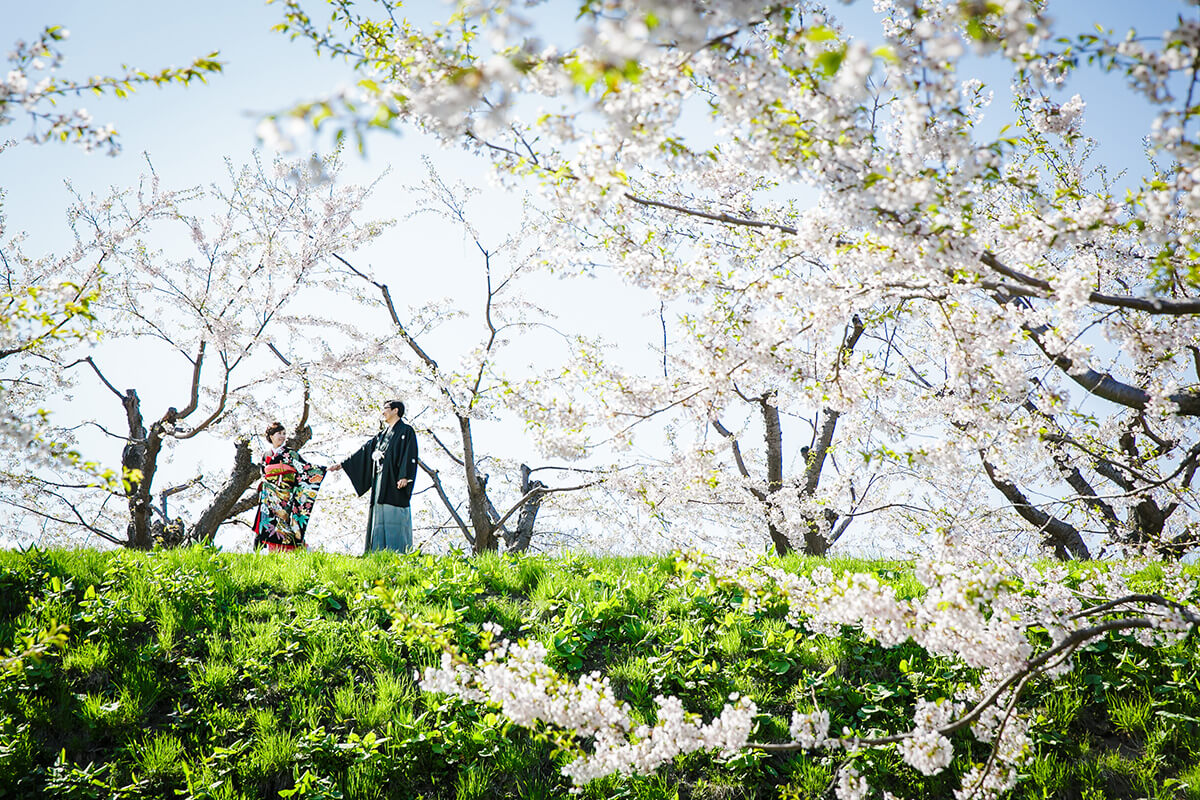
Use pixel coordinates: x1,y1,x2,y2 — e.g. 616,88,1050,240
329,400,419,553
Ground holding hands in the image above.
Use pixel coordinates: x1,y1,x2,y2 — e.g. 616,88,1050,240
326,462,406,488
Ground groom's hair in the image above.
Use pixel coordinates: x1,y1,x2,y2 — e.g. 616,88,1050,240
385,400,405,418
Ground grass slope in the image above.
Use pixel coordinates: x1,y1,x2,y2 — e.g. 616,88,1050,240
1,547,1198,799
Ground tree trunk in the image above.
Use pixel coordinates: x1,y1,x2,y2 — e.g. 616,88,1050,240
799,409,842,557
459,415,497,552
121,389,155,550
759,394,793,557
508,464,546,552
189,438,259,545
796,316,863,556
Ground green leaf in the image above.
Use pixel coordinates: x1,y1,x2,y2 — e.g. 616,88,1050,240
815,50,845,77
806,26,839,43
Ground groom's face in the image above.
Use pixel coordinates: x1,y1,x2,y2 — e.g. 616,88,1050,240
382,405,399,425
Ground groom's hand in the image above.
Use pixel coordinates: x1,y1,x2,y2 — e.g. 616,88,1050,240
396,478,411,489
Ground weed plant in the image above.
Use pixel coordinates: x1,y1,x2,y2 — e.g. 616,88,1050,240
0,546,1197,799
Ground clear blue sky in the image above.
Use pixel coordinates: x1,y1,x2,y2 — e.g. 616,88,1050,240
5,0,1179,265
6,1,468,251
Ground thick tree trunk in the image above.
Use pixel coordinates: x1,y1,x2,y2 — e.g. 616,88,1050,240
459,415,498,552
1128,497,1186,558
121,389,155,550
758,394,793,557
797,316,862,556
799,409,843,557
508,464,546,552
189,438,259,545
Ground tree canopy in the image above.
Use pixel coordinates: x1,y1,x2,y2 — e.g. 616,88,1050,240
266,0,1200,559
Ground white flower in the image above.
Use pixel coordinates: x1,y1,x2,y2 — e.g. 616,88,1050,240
1030,93,1085,135
789,709,832,749
5,69,28,93
899,729,954,775
835,766,871,800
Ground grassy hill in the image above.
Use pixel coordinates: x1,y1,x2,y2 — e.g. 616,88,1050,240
1,546,1198,799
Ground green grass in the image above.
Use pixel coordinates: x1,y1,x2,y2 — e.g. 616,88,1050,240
0,546,1197,799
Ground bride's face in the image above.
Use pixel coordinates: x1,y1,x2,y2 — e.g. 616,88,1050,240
268,430,286,448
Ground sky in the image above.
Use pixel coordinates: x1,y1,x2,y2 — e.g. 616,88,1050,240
3,0,1193,556
5,1,515,268
6,0,1180,242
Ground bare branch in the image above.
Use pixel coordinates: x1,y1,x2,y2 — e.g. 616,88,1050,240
491,480,600,533
176,340,206,420
72,356,125,401
15,491,124,546
710,415,753,481
418,458,473,544
267,342,293,366
426,429,467,466
172,361,229,440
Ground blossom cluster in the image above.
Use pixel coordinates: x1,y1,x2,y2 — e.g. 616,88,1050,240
3,25,221,155
418,626,757,787
413,548,1198,796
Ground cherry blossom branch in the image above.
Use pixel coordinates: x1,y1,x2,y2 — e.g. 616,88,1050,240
418,458,472,544
490,479,600,533
624,193,1200,328
755,610,1189,755
329,249,468,430
1020,398,1121,533
981,252,1200,315
978,453,1090,560
1021,317,1200,415
620,192,1200,322
75,356,124,401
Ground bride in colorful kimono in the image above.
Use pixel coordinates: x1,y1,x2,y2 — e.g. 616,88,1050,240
252,421,329,552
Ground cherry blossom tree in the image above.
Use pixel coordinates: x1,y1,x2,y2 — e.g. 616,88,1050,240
272,0,1200,559
0,195,97,458
0,22,222,485
0,137,171,494
0,153,383,549
303,162,603,554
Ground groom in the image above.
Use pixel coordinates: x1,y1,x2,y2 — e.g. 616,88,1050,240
329,400,419,553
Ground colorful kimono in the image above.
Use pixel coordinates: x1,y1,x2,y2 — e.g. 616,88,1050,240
252,446,327,550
